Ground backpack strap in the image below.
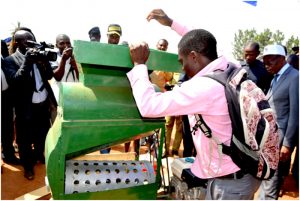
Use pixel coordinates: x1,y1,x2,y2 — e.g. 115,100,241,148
239,60,248,68
192,114,223,177
204,63,239,86
192,114,212,138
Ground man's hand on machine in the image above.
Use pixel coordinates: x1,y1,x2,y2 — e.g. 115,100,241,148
129,42,150,66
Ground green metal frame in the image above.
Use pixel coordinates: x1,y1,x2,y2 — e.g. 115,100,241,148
45,40,182,200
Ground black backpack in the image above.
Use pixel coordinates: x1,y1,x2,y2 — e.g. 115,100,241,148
192,63,280,180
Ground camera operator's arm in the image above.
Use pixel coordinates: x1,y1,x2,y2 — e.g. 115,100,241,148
52,47,73,81
4,50,35,85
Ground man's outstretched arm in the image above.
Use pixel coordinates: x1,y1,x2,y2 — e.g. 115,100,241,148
146,8,190,36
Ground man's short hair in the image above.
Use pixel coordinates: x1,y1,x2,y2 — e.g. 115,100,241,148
292,46,299,53
158,39,168,45
178,29,218,60
88,26,101,36
244,41,260,52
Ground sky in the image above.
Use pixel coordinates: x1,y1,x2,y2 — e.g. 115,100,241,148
1,0,299,59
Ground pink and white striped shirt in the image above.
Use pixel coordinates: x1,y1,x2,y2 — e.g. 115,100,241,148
127,19,241,178
126,54,240,178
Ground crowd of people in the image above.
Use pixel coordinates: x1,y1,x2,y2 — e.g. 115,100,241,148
1,8,299,200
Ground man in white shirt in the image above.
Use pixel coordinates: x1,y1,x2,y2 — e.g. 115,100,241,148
50,34,79,102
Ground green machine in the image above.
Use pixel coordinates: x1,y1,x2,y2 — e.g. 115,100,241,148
45,40,182,200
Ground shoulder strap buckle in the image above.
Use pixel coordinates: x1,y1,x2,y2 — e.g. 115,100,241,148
192,114,212,138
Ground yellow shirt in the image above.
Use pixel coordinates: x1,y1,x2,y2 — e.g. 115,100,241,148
149,70,173,92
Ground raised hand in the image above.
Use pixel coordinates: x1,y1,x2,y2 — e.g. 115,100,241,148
146,9,173,27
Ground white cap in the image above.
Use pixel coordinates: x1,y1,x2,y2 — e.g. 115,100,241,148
262,44,286,58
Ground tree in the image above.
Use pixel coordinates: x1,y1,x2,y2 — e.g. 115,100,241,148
232,29,299,60
285,35,299,53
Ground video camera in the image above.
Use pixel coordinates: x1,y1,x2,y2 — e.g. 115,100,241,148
26,40,57,61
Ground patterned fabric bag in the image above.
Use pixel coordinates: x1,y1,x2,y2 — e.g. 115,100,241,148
193,63,280,179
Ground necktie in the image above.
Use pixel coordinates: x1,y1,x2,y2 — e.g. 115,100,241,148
271,74,279,89
266,74,279,97
32,64,44,92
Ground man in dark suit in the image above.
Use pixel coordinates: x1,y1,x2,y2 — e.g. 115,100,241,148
1,40,9,58
4,29,57,180
240,41,273,94
258,44,299,199
1,40,21,165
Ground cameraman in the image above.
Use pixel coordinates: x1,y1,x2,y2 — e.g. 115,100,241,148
4,29,57,180
50,34,79,102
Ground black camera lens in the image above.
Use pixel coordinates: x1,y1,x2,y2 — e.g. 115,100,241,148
44,51,57,61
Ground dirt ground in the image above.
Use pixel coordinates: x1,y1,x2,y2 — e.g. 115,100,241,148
1,142,299,200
